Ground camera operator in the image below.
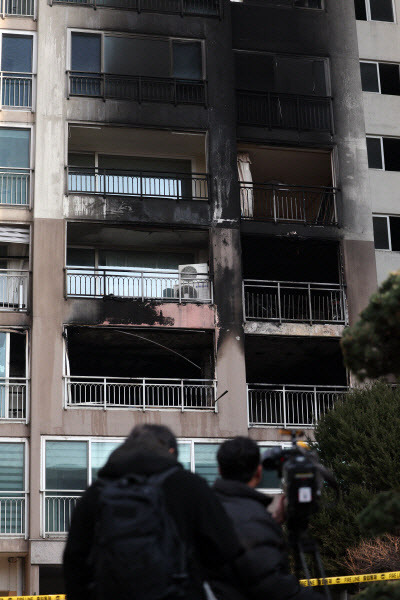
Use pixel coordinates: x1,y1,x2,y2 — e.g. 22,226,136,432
209,437,323,600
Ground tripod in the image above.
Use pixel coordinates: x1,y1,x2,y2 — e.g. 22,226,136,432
289,529,332,600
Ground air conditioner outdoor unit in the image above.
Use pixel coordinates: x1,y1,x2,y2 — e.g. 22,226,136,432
174,263,210,301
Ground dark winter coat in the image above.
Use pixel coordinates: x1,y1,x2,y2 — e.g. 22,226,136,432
210,478,323,600
63,449,243,600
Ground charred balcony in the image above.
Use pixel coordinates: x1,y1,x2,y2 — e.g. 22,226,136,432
53,0,222,16
68,33,207,107
242,237,347,327
0,225,30,313
66,127,210,224
237,145,338,226
65,224,212,305
64,327,216,412
0,329,29,423
245,335,347,428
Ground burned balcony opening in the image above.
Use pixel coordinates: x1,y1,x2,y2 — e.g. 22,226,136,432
66,223,211,303
67,126,208,203
0,225,30,311
245,336,347,428
242,237,346,324
64,327,216,411
0,329,28,421
237,145,336,225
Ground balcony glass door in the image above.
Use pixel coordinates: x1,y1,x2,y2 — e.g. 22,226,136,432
0,128,30,205
0,442,25,535
0,332,8,419
1,34,33,109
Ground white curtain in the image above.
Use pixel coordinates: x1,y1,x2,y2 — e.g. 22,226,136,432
237,153,254,217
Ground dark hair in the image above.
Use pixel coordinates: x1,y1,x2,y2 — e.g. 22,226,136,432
217,437,260,483
122,424,178,457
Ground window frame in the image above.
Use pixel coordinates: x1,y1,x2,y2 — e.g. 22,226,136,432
68,30,205,80
360,60,381,93
366,135,385,170
356,0,396,22
0,124,34,208
373,214,400,252
0,30,37,111
0,437,29,539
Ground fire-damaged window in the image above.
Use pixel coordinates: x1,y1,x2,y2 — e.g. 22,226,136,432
235,51,328,96
63,327,216,411
70,32,203,80
0,330,28,421
0,225,29,311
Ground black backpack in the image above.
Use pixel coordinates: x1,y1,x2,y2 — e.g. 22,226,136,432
90,467,189,600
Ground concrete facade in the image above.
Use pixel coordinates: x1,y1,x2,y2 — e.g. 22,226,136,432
0,0,380,593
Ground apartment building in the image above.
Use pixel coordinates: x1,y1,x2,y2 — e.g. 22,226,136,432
355,0,400,283
0,0,379,594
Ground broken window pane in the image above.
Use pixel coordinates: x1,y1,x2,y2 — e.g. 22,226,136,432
354,0,367,19
369,0,394,21
383,138,400,171
373,216,389,249
389,217,400,251
366,137,383,169
379,63,400,96
360,62,379,92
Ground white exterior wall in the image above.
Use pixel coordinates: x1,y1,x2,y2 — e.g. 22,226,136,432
356,0,400,283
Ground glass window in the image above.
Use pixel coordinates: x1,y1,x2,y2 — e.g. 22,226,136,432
67,248,95,267
0,332,6,378
71,34,101,73
366,137,383,169
389,217,400,251
45,441,87,491
360,62,379,92
1,35,33,73
104,36,169,78
177,442,191,471
91,441,121,480
68,153,95,168
193,443,220,485
369,0,394,22
354,0,367,19
0,442,24,491
373,217,389,249
0,128,30,168
258,445,283,490
173,42,202,80
275,57,327,96
383,138,400,171
379,64,400,95
235,53,275,92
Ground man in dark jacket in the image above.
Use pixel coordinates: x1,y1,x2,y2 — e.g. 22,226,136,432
210,437,323,600
63,424,242,600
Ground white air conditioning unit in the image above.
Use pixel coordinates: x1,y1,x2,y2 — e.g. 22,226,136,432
174,263,210,301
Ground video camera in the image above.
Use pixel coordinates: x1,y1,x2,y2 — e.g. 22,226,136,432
262,430,337,598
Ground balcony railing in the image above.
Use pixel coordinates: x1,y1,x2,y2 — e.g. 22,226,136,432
237,91,333,132
66,267,213,303
250,0,322,7
44,493,80,535
0,495,26,536
0,378,28,422
52,0,221,16
64,376,217,411
240,182,338,226
1,0,34,15
0,168,31,206
0,270,29,311
67,167,209,201
247,384,348,428
67,72,207,105
0,73,33,109
243,280,347,324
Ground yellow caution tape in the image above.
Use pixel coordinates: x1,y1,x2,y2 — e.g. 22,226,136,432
0,596,66,600
300,571,400,586
1,574,400,598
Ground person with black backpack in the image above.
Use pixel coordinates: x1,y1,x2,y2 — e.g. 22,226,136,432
63,424,244,600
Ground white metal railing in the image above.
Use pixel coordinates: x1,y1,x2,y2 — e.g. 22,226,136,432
247,384,348,428
0,378,28,422
1,0,34,15
64,377,217,412
0,168,31,206
243,280,347,324
44,493,81,535
0,73,33,109
66,267,213,303
0,270,29,310
0,494,26,536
